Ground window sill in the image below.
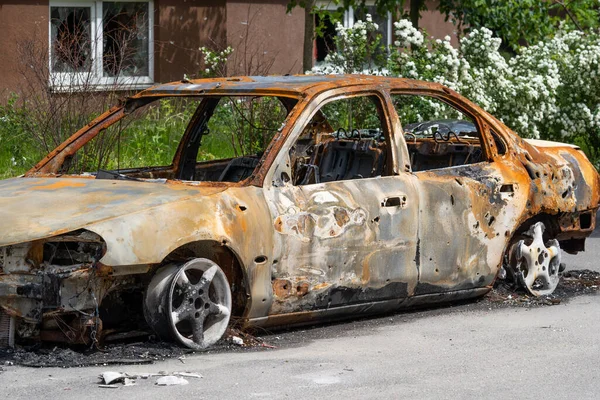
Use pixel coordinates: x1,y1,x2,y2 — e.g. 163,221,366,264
49,82,155,94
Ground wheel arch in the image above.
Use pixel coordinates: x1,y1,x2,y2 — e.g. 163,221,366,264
512,213,561,240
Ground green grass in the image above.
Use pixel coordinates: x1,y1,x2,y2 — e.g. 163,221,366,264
0,96,43,179
102,98,244,170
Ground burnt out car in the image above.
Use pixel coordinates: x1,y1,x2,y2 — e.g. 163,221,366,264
0,75,598,349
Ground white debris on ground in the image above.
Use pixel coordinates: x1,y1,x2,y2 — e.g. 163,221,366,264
175,372,203,378
101,371,128,385
156,376,189,386
99,370,202,388
123,378,137,386
231,336,244,346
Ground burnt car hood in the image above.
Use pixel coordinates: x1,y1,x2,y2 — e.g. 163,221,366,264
0,177,226,246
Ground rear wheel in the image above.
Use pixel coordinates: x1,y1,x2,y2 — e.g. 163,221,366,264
144,258,232,349
507,222,562,296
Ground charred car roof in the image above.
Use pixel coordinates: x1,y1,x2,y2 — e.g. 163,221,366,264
130,75,451,98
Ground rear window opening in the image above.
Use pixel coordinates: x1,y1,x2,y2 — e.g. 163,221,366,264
392,94,485,172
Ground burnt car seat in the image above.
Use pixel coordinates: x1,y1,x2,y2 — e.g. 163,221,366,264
319,139,385,182
318,140,355,182
343,139,385,180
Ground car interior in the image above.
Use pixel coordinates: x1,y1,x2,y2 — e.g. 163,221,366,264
289,96,391,185
403,119,484,172
288,94,487,185
67,94,489,183
291,127,388,185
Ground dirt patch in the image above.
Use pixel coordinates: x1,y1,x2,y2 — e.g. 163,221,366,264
1,269,598,368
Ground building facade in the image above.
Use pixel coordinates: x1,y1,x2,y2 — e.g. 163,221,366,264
0,0,456,99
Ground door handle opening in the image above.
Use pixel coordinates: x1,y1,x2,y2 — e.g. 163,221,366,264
382,196,406,208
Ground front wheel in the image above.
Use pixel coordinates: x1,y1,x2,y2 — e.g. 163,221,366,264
144,258,232,350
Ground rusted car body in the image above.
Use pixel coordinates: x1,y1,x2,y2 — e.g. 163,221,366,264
0,75,598,349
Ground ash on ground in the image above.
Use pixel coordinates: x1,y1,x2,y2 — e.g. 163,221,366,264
486,269,600,307
0,328,273,368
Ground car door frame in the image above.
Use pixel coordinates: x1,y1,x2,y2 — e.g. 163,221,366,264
388,86,521,295
257,85,421,320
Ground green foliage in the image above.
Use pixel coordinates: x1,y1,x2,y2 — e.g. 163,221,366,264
206,96,287,157
438,0,600,51
440,0,554,50
59,98,196,174
58,96,288,174
320,96,382,133
114,99,197,168
0,96,43,179
0,93,291,178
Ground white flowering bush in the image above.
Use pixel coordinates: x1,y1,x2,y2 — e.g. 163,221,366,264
393,19,424,48
199,46,234,77
310,16,600,167
312,14,386,75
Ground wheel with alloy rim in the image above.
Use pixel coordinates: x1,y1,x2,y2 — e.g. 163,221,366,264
144,258,232,350
508,222,562,297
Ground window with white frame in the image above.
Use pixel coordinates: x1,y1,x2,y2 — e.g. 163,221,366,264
314,1,392,64
49,1,153,89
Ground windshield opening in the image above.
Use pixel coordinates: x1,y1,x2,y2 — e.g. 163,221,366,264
57,95,296,183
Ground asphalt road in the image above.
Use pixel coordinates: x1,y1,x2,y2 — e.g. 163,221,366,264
1,217,599,399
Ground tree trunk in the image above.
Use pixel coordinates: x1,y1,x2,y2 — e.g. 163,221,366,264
410,0,422,29
303,0,316,72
